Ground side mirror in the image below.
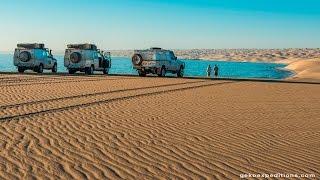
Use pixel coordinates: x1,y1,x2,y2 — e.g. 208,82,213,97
49,50,53,57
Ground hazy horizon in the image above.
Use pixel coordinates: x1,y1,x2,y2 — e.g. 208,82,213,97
0,0,320,51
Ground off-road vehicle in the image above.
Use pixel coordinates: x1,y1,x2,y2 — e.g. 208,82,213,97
64,44,111,75
13,43,57,73
132,47,185,77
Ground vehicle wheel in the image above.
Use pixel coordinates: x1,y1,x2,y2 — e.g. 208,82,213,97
68,69,76,74
138,70,146,77
18,67,25,73
52,63,57,73
70,52,82,63
85,66,94,75
19,51,31,62
103,68,109,75
37,64,43,73
158,67,166,77
132,54,143,66
177,66,184,78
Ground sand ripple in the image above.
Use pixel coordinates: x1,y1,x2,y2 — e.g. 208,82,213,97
0,74,319,179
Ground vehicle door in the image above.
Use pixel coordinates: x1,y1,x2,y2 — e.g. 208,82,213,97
97,52,104,68
37,50,47,68
43,50,53,68
104,52,111,68
162,52,171,70
93,51,100,69
171,52,179,71
47,50,55,68
167,51,176,71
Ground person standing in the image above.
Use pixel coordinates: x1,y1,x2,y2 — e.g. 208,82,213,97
207,65,212,77
214,65,219,78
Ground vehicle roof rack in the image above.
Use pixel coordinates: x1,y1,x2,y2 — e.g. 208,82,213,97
67,44,97,50
17,43,45,49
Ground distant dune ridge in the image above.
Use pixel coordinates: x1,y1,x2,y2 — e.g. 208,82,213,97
110,48,320,62
0,74,319,179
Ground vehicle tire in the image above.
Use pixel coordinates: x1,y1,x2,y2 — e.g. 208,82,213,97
138,70,146,77
52,63,57,73
158,67,166,77
177,66,184,78
19,51,31,62
70,52,82,63
132,54,143,66
37,64,44,73
103,68,109,75
68,69,76,74
18,67,25,73
85,66,94,75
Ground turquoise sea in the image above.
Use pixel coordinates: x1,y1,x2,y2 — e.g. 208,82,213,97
0,54,292,79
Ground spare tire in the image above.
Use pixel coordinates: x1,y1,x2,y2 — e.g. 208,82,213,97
19,51,31,62
70,52,81,63
132,54,143,66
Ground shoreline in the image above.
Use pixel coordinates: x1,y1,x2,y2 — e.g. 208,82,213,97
1,53,319,81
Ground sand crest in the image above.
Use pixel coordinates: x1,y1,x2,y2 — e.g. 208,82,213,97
285,58,320,80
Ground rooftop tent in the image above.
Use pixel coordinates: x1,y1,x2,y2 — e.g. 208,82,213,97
17,43,45,49
67,44,97,51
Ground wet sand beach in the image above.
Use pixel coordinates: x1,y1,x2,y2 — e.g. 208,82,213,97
0,74,319,179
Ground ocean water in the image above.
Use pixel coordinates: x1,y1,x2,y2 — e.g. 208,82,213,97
0,54,292,79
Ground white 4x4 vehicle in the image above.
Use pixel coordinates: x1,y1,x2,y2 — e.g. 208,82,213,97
64,44,112,75
132,48,185,77
13,43,57,73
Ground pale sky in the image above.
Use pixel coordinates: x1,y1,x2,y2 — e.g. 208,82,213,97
0,0,320,51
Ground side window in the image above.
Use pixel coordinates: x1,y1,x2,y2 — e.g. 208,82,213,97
170,52,176,60
41,51,49,58
94,52,98,59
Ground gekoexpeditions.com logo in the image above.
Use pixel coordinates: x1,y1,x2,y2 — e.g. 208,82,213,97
240,173,316,179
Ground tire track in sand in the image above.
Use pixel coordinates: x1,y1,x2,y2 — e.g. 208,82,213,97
0,77,138,87
0,80,207,109
0,81,235,121
0,76,120,84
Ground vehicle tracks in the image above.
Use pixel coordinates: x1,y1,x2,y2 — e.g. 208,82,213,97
0,77,138,87
0,81,235,121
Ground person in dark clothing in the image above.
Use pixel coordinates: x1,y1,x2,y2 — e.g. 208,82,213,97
214,65,219,78
207,65,212,77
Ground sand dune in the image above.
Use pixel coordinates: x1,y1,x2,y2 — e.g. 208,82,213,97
0,74,319,179
110,48,320,63
285,58,320,81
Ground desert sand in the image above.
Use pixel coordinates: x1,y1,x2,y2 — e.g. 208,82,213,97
0,74,319,179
